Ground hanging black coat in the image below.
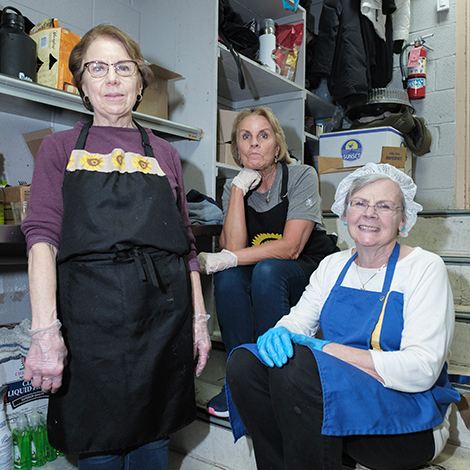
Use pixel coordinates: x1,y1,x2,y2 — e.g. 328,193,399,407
311,0,370,106
311,0,393,109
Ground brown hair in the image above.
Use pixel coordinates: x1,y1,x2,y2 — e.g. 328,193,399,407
69,24,154,112
230,106,291,167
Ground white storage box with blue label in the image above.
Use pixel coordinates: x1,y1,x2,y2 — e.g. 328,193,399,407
319,127,406,168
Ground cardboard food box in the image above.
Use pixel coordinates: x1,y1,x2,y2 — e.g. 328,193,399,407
319,126,406,168
3,185,30,203
318,147,411,212
138,64,183,120
30,19,81,94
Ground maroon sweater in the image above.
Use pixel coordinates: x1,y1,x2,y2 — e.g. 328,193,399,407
22,122,199,272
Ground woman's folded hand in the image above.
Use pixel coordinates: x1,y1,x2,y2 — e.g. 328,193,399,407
232,168,261,195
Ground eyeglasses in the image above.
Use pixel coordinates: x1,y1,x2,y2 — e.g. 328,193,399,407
348,199,402,217
83,60,138,78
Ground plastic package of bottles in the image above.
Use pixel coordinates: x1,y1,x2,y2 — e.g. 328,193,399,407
11,410,60,469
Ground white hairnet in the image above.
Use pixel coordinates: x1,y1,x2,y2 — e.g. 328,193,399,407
330,163,423,237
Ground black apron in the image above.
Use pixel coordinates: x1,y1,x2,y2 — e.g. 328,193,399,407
245,163,338,277
49,121,196,454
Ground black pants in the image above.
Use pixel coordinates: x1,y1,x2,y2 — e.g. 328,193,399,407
226,346,435,470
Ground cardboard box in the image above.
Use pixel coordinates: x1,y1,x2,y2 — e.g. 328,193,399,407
318,148,411,212
217,143,238,167
217,109,238,143
30,19,81,94
2,186,30,224
23,128,54,160
318,157,356,212
3,185,30,203
138,64,183,120
319,127,406,168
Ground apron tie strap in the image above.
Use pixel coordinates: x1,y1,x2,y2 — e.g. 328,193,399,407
142,251,167,293
113,244,166,291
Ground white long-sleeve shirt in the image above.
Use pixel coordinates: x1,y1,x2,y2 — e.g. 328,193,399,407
277,247,455,392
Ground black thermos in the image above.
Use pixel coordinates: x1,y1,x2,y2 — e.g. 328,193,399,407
0,6,37,82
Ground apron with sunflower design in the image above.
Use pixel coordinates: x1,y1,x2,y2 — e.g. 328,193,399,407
48,121,196,454
245,162,338,277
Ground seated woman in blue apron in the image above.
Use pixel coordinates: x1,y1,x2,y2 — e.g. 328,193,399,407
225,163,460,470
21,24,211,470
197,107,338,418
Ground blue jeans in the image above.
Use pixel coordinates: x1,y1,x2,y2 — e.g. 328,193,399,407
78,438,170,470
214,259,308,354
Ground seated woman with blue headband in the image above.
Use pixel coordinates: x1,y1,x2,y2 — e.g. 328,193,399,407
225,162,461,470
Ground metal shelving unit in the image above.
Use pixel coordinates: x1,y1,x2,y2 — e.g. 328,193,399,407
0,73,203,141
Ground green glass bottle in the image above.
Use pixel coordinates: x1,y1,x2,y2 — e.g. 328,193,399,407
12,414,31,470
28,413,45,468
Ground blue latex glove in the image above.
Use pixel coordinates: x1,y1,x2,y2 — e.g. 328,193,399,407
257,327,294,368
291,333,331,351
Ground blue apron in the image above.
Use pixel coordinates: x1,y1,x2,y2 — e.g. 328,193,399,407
227,243,460,441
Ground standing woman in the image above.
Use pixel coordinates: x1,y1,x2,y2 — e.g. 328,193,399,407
21,24,210,469
198,107,338,417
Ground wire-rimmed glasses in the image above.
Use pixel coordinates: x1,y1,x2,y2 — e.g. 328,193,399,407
83,60,138,78
347,199,402,217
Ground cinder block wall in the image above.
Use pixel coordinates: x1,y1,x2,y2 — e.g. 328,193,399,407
389,0,456,210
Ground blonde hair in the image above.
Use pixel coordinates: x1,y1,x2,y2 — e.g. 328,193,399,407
69,24,154,112
230,106,291,167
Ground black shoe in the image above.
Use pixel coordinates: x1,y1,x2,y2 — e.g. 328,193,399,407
207,386,229,418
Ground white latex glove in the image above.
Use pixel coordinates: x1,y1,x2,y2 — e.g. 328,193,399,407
24,320,68,394
232,168,261,195
193,314,211,377
197,249,238,274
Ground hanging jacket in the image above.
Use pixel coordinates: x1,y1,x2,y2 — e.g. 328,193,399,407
311,0,370,106
361,0,411,52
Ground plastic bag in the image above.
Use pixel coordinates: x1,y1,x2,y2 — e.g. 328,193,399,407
275,23,303,81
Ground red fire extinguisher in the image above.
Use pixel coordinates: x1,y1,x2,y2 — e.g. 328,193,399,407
400,34,433,101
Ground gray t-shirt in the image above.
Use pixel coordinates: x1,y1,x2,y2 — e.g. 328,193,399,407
222,163,325,229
